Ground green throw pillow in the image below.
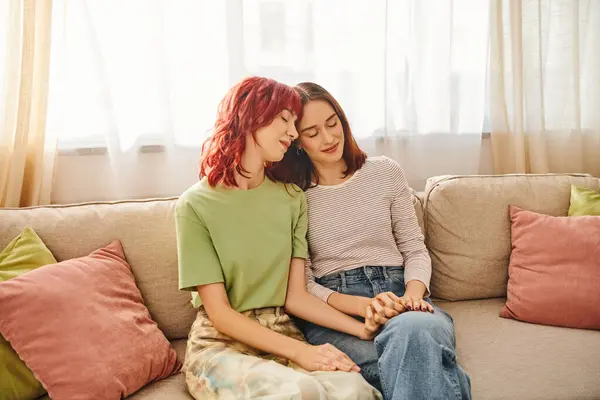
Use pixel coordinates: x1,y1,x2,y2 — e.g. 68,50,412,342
0,227,57,400
568,185,600,216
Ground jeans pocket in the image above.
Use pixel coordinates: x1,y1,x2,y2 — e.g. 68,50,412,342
386,267,404,284
316,277,341,293
385,267,406,296
341,281,374,297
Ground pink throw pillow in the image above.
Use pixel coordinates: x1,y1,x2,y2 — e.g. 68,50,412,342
500,206,600,330
0,241,181,399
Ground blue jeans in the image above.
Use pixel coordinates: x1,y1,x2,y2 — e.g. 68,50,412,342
297,266,471,400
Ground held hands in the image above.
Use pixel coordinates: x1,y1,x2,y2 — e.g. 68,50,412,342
362,292,406,339
293,343,361,373
362,289,434,339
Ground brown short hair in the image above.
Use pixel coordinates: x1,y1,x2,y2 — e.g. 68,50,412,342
267,82,367,190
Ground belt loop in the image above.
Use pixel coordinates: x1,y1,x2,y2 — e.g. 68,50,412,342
382,267,390,281
362,266,370,281
340,271,347,290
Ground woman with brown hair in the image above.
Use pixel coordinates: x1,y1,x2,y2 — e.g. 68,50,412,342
269,82,471,400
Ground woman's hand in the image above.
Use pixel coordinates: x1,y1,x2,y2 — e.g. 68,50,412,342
369,292,407,322
361,292,408,340
400,280,434,313
398,295,434,312
361,306,382,340
293,343,360,373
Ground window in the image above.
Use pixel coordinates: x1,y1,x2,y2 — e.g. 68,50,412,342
46,0,491,151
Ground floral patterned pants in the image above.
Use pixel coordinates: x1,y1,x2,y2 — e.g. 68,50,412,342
183,306,382,400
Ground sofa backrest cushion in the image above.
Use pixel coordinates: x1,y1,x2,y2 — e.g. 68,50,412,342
0,198,195,340
0,192,426,338
423,174,600,301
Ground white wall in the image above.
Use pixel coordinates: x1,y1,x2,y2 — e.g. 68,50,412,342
51,137,494,204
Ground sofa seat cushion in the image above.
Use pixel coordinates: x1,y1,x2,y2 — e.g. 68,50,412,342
128,340,191,400
437,298,600,400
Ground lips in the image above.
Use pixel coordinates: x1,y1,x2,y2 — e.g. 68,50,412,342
279,140,291,150
322,143,339,154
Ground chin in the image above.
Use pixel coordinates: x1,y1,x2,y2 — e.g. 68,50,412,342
268,152,285,163
316,155,341,165
326,150,344,163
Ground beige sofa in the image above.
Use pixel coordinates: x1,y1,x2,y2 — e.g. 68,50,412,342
2,173,600,400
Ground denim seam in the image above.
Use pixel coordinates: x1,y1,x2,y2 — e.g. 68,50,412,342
363,266,377,295
374,341,391,400
441,344,462,400
382,268,390,281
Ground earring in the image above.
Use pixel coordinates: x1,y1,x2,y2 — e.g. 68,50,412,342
296,146,304,156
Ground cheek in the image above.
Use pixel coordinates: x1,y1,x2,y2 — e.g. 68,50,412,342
254,128,268,144
256,128,279,147
300,138,320,155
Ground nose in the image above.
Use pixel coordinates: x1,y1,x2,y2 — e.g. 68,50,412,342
322,128,334,144
288,124,299,140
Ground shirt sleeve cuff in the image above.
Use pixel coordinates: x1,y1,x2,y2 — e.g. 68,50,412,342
179,277,224,292
404,263,432,298
309,284,336,303
292,247,308,259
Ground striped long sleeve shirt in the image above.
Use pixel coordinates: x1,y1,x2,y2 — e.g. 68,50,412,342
305,156,431,302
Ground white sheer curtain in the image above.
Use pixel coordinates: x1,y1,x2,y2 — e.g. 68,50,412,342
47,0,490,200
378,0,490,187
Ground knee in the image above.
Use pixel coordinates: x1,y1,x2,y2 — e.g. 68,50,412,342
396,310,444,331
349,372,381,398
290,373,380,400
376,311,452,347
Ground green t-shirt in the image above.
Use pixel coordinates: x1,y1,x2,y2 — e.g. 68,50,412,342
175,177,308,311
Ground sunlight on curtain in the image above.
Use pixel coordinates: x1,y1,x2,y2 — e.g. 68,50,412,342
48,0,229,150
243,0,387,140
47,0,491,199
0,0,56,207
379,0,490,187
490,0,600,176
49,0,490,146
386,0,489,135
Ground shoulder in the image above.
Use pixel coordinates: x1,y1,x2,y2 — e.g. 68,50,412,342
362,157,410,193
269,180,305,200
365,155,401,169
362,156,405,177
175,179,212,221
267,181,306,218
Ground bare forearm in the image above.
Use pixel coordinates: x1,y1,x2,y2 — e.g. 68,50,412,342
211,307,305,360
286,292,365,338
327,292,371,318
405,280,427,298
